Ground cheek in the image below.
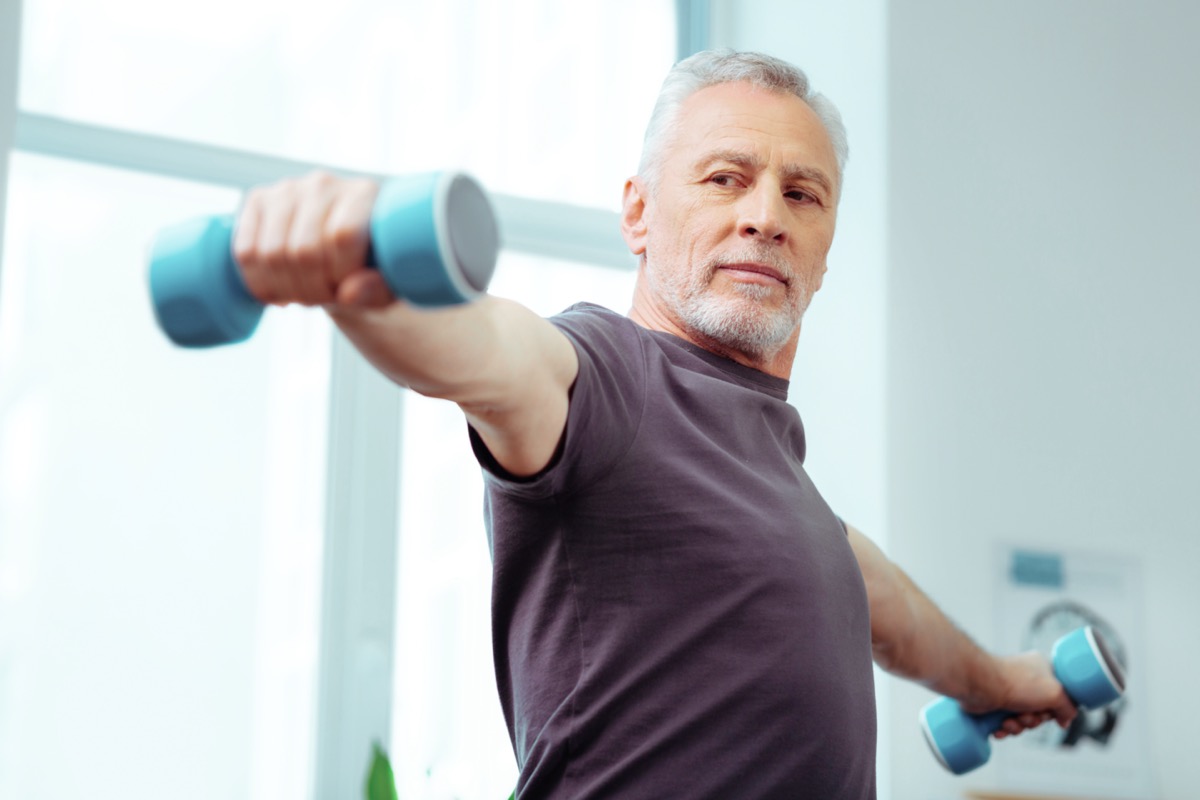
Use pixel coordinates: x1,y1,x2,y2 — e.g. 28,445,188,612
645,195,725,270
788,227,834,290
812,264,827,291
646,218,690,262
796,221,836,262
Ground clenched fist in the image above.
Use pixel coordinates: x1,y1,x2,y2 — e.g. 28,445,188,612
232,171,394,309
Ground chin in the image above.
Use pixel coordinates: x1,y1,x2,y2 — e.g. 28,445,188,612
683,295,800,359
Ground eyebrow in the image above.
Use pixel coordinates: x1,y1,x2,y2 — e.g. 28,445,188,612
697,149,835,197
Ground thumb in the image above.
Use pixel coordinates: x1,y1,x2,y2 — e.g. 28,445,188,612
337,269,395,309
1051,687,1078,728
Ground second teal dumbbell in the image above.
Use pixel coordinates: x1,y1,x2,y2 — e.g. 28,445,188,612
148,171,500,348
920,625,1126,775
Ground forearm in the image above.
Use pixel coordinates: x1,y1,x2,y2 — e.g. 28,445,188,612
327,296,546,403
871,563,1000,707
847,525,1001,708
848,524,1075,727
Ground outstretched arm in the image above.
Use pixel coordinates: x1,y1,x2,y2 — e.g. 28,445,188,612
233,171,577,477
846,523,1077,737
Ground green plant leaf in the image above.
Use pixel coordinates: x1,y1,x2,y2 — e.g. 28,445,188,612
365,741,398,800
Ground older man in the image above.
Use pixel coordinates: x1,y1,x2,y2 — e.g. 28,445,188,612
233,50,1075,799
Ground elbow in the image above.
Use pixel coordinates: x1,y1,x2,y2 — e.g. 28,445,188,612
866,594,922,680
870,632,906,677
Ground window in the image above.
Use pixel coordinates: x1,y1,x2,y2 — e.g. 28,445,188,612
0,153,330,799
1,2,677,798
20,0,675,210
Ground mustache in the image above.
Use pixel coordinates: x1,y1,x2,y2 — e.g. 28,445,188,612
701,247,795,282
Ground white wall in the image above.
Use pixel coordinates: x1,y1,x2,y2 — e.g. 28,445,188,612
888,1,1200,798
716,1,1199,797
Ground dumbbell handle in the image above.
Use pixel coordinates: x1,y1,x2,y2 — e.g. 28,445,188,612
148,171,499,348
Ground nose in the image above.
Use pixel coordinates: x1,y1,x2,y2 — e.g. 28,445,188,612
737,181,788,244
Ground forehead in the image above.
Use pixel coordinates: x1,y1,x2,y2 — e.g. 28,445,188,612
669,81,838,179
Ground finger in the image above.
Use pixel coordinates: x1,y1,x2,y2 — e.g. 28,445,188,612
287,176,340,305
1018,712,1041,729
232,194,261,267
232,191,273,302
256,183,305,306
324,178,378,285
1050,691,1078,728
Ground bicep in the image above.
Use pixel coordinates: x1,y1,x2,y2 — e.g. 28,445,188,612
846,524,912,650
846,524,894,604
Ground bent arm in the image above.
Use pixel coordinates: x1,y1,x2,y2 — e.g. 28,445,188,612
846,523,1077,732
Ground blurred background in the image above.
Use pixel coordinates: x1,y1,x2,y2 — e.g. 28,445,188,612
0,1,1195,798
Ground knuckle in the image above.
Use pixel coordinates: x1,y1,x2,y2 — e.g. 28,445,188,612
348,177,377,196
302,169,338,192
244,185,269,207
266,179,298,201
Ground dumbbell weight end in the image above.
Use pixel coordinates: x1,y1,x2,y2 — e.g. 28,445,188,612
370,171,498,307
1051,625,1125,709
920,699,1008,775
148,215,264,348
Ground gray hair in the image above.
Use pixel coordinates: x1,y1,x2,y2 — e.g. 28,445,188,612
637,49,848,191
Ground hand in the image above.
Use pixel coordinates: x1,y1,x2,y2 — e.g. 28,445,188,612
964,651,1078,739
232,171,393,309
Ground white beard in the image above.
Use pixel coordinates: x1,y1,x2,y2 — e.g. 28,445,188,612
647,246,816,360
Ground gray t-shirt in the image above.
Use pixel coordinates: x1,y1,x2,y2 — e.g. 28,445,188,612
470,303,877,799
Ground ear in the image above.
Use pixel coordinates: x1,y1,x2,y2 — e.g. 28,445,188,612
620,177,649,257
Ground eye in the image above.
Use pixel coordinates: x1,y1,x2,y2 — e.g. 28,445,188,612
709,173,742,188
785,189,819,205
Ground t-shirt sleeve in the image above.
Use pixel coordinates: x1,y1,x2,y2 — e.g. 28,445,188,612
468,303,647,502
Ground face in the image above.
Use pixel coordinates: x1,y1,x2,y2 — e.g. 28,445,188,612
623,81,840,366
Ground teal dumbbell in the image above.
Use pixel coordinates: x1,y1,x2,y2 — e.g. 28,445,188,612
920,625,1126,775
148,171,500,347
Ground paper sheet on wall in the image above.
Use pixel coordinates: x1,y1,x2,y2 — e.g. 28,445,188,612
992,546,1155,799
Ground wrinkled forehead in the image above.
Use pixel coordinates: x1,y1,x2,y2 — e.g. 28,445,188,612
670,82,839,186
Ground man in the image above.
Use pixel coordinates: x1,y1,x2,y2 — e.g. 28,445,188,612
233,50,1075,799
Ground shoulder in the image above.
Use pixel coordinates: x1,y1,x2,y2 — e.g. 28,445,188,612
548,302,648,381
472,302,648,497
550,302,640,343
